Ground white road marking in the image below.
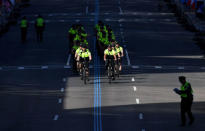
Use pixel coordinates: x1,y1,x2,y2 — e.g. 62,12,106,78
119,7,123,15
178,67,184,70
63,78,66,82
132,77,135,82
125,49,131,66
58,98,62,104
41,66,48,69
75,19,80,22
119,24,122,27
201,67,205,70
76,13,82,15
139,113,143,119
141,129,146,131
91,12,95,15
132,65,140,69
86,6,89,15
18,67,25,70
133,86,137,91
66,54,71,66
105,18,111,21
53,114,59,120
136,98,140,104
64,65,71,69
61,88,65,92
59,20,65,22
155,66,162,69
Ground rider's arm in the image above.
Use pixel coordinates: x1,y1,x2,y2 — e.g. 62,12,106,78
89,52,92,61
77,55,80,61
114,54,117,61
121,49,124,57
118,53,121,58
104,54,107,61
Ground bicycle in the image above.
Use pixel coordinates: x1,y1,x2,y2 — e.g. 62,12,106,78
80,59,89,84
107,58,115,83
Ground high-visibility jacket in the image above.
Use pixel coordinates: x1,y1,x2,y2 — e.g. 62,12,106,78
36,18,44,27
79,50,91,58
104,49,115,56
116,46,123,54
181,82,193,98
21,19,27,28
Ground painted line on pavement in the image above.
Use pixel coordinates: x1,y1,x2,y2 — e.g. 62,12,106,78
125,49,131,66
66,54,71,66
178,66,185,70
86,6,89,15
142,129,146,131
61,88,65,92
139,113,143,120
132,65,139,69
63,78,66,82
155,66,162,69
75,19,80,23
136,98,140,104
133,86,137,91
53,114,59,120
41,66,48,69
132,77,135,82
119,7,123,15
18,67,25,70
64,65,71,69
58,98,62,104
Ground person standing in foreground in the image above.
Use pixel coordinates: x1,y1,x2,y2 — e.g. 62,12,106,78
20,16,28,43
35,15,45,42
173,76,194,127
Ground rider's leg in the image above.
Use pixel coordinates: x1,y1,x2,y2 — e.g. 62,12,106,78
119,58,122,71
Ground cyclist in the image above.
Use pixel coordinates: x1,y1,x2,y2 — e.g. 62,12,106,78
77,45,92,80
104,45,117,80
115,42,124,72
75,44,83,71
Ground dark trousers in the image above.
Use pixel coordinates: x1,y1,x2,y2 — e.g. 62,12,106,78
21,28,27,43
181,98,194,124
36,27,44,42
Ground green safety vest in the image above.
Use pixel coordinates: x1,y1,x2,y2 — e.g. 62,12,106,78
21,19,27,28
76,48,82,54
181,82,193,98
36,18,44,27
116,46,123,53
79,50,91,58
104,49,115,56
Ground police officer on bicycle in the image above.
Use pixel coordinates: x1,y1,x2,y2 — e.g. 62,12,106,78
104,45,117,80
77,45,92,80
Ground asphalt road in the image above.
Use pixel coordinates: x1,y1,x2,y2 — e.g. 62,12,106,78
0,0,205,131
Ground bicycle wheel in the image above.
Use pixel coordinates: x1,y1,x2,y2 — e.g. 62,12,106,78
108,66,112,83
83,67,86,84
